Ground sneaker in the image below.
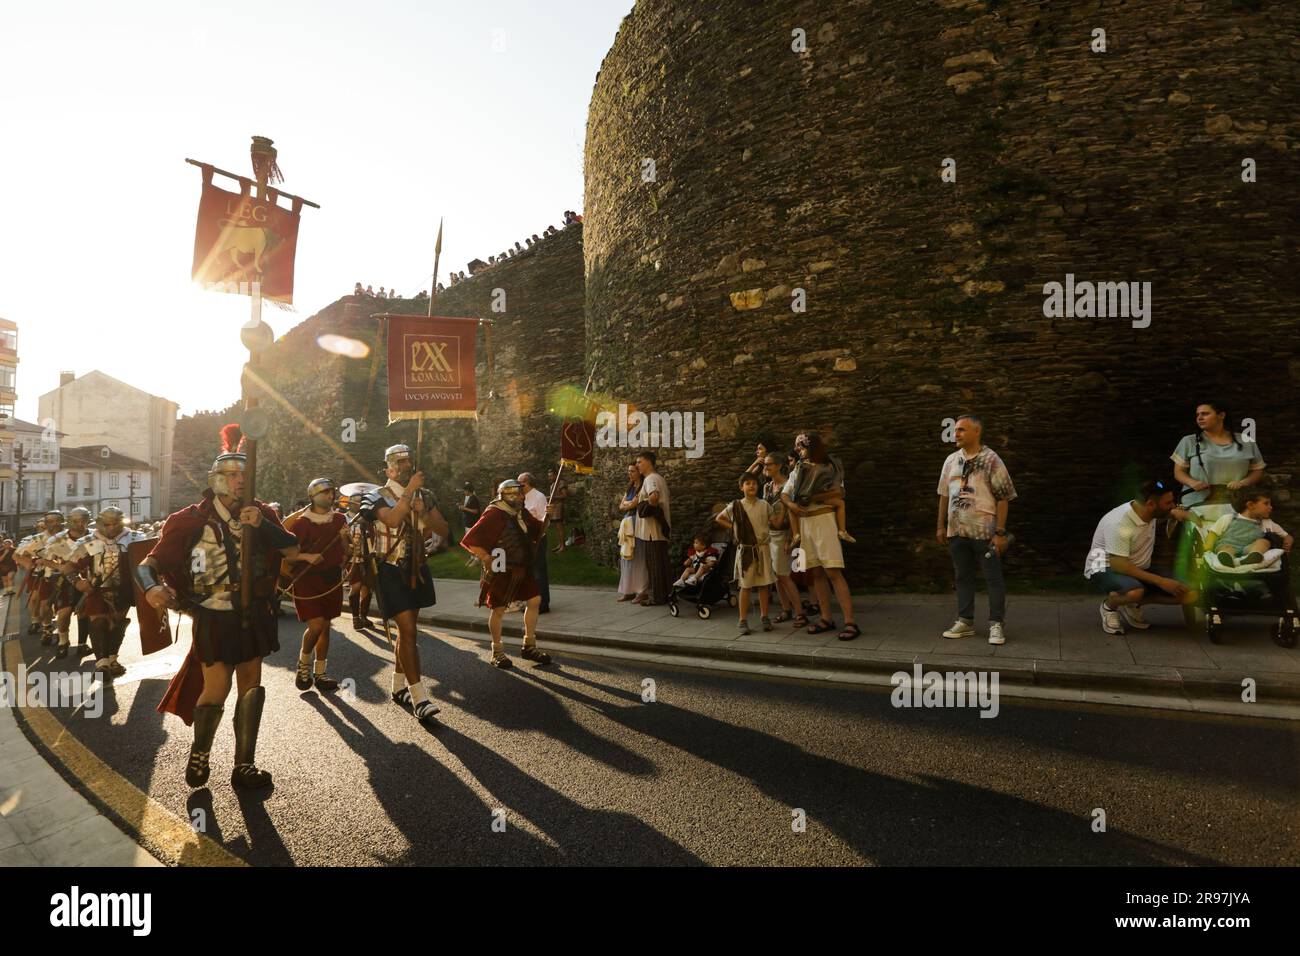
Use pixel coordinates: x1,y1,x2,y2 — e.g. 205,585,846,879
1118,604,1150,630
1241,551,1265,566
1215,550,1236,568
1099,601,1125,635
313,673,340,692
988,622,1006,645
942,619,975,639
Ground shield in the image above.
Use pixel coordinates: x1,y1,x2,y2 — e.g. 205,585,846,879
128,538,173,655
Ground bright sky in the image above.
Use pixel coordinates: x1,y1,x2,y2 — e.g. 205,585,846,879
0,0,632,420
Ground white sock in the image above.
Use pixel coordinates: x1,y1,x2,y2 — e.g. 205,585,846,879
299,650,312,665
314,659,328,676
391,671,408,694
408,681,429,706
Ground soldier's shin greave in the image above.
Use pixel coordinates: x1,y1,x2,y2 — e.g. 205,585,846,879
231,686,272,790
109,617,128,656
349,590,360,617
89,617,112,661
186,704,224,788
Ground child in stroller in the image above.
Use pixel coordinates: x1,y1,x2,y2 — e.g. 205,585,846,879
669,535,737,620
1189,487,1297,647
674,534,720,589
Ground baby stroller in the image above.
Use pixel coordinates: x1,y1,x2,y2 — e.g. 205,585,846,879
1184,503,1298,648
668,542,738,619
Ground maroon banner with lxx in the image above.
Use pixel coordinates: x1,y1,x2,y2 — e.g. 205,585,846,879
386,315,478,422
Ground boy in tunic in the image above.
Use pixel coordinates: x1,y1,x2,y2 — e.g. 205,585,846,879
715,473,775,634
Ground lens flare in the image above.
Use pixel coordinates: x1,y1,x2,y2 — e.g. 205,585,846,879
316,334,370,359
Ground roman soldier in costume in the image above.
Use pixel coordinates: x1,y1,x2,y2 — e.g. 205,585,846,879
460,479,552,669
284,478,347,692
344,495,374,629
14,517,48,635
357,444,449,725
30,511,65,645
43,507,92,659
136,425,304,790
65,506,143,677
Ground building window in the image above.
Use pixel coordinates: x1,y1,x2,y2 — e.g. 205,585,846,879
0,365,14,390
83,472,93,495
66,474,76,495
130,499,140,515
109,473,120,490
0,330,15,351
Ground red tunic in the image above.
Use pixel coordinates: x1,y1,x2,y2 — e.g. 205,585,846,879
287,511,346,621
460,507,544,608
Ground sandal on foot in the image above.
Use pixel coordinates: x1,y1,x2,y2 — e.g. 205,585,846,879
762,616,773,631
413,699,440,723
521,645,552,664
738,619,751,635
806,619,837,634
391,687,412,708
295,660,313,691
313,673,340,692
837,622,861,641
791,615,808,629
231,764,272,790
773,610,792,623
491,651,513,669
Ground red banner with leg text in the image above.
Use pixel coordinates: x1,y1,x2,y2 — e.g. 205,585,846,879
386,315,478,422
191,170,302,305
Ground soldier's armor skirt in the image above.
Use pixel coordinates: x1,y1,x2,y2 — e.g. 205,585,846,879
346,559,365,587
374,562,436,617
481,564,539,609
191,600,280,667
81,578,133,617
24,572,40,594
37,576,56,600
50,575,79,610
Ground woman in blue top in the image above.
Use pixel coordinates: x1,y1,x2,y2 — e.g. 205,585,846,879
1171,402,1266,508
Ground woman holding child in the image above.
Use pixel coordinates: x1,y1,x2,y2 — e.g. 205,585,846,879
616,463,647,602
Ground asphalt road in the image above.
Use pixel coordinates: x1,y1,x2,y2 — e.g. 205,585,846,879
10,603,1300,866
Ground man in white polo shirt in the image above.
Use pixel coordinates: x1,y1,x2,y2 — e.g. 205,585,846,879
518,473,552,613
1085,479,1199,635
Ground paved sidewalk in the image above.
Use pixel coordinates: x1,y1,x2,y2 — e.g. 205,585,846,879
0,649,163,867
419,581,1300,715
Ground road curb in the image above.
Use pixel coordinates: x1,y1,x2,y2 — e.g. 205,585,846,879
417,610,1300,711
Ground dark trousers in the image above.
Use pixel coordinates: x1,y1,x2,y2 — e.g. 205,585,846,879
534,544,550,610
948,536,1006,623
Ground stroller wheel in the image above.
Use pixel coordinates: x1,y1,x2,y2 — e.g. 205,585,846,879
668,601,679,617
1275,613,1298,649
698,604,712,620
1206,607,1222,645
727,593,737,608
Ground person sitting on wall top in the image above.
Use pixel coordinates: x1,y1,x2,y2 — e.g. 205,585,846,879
365,285,375,296
514,241,522,252
531,234,541,243
354,282,363,295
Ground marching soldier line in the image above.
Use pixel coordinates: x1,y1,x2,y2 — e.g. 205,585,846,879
6,425,558,794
